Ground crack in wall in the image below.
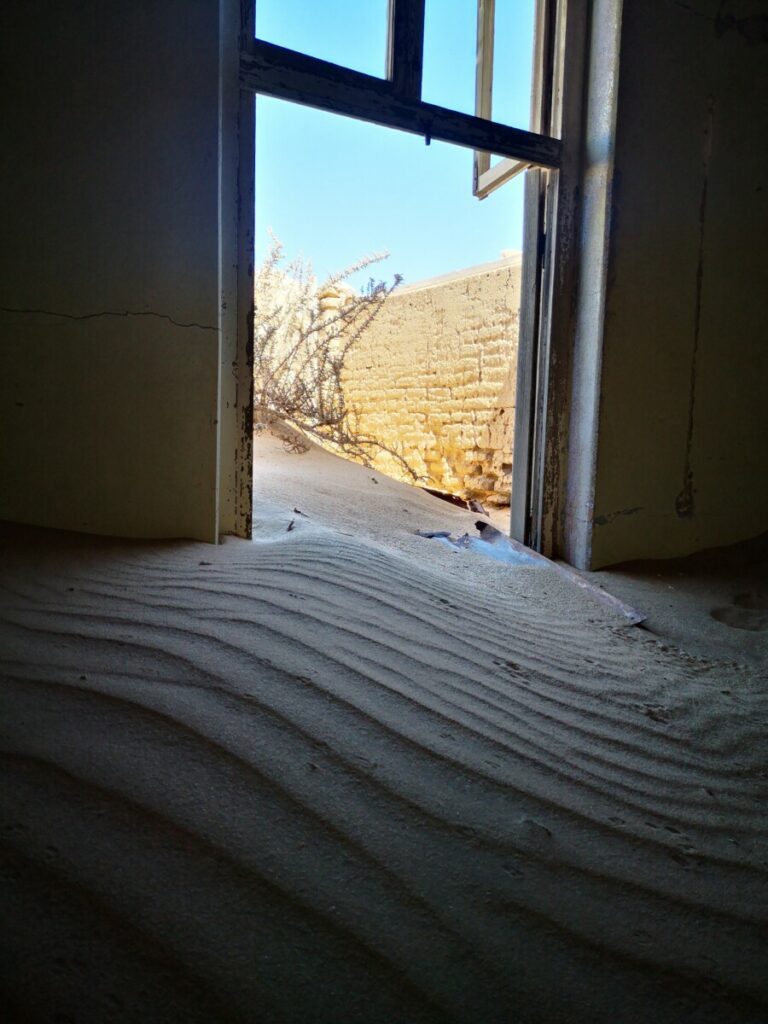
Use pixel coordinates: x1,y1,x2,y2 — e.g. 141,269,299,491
676,97,714,518
672,1,713,22
674,0,768,45
594,506,643,527
715,0,768,45
0,306,219,333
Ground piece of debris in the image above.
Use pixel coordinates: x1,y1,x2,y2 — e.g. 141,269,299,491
283,437,310,454
415,530,452,539
468,499,488,515
293,507,308,517
424,486,467,509
199,561,211,566
371,477,379,484
643,706,670,723
287,519,296,532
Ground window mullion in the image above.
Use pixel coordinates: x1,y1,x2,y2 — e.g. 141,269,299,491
473,0,495,190
386,0,426,101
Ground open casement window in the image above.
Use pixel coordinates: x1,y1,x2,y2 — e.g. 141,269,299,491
241,1,562,171
473,0,556,199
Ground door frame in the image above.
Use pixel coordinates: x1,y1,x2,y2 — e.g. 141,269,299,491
230,0,257,539
511,0,589,555
234,0,596,555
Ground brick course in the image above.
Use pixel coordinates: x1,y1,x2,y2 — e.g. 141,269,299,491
342,256,521,506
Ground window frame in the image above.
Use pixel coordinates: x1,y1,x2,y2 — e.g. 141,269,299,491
239,0,588,555
240,0,562,170
473,0,555,199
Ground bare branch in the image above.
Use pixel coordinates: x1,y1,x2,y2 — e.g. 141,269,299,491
254,237,420,481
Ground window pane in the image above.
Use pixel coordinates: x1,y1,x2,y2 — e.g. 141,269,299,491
422,0,476,115
255,0,389,78
423,0,536,128
491,0,536,129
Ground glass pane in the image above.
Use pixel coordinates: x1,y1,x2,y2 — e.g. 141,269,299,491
423,0,536,128
492,0,536,129
255,94,528,282
422,0,476,115
255,0,390,79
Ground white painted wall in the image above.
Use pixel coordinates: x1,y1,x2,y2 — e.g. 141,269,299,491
0,1,248,541
568,0,768,568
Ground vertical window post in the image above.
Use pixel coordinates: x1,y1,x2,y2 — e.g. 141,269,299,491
474,0,495,190
386,0,426,101
472,0,554,199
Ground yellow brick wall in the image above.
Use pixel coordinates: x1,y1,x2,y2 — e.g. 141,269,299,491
342,256,521,506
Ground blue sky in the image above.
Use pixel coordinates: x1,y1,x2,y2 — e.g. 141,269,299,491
255,0,535,287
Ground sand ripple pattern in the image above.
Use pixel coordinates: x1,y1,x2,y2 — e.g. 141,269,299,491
1,529,767,1023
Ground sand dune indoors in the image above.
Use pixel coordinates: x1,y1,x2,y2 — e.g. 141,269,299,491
1,439,766,1023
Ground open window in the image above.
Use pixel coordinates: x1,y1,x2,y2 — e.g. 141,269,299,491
241,1,561,171
239,0,579,552
473,0,555,199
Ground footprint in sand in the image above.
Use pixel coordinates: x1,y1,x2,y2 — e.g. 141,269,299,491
710,590,768,632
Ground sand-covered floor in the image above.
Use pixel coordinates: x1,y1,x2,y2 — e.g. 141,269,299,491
1,436,766,1023
588,534,768,669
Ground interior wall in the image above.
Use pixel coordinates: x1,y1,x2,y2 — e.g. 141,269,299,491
0,1,246,542
586,0,768,567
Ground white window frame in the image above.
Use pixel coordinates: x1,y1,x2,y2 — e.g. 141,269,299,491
473,0,553,199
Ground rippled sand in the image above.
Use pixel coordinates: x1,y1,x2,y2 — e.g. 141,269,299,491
1,440,766,1023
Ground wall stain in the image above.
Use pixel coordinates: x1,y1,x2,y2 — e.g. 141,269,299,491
0,306,219,333
234,294,256,540
676,97,714,519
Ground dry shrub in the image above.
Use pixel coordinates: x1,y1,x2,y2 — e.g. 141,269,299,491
253,235,418,478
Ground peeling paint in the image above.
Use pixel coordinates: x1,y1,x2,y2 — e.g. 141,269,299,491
234,297,255,538
676,96,714,519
